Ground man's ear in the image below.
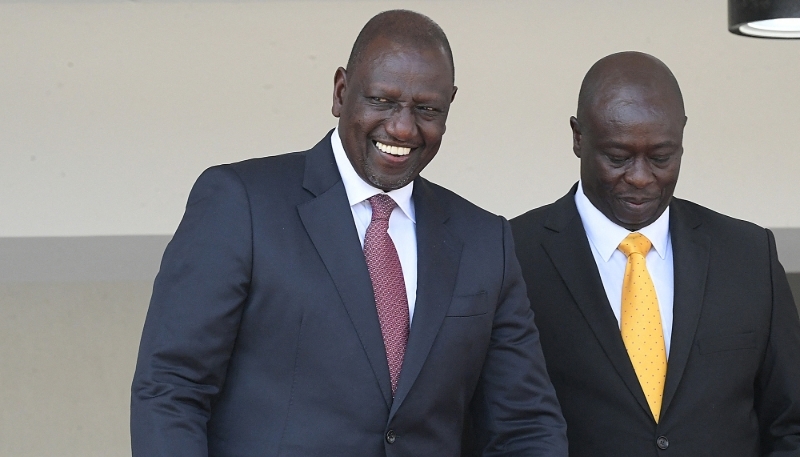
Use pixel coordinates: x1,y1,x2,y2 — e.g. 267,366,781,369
569,116,582,158
331,67,347,118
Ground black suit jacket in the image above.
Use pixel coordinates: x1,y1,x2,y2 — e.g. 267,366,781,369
131,133,567,457
510,186,800,457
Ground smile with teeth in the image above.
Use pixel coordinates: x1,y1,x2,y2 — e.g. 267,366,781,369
375,141,411,156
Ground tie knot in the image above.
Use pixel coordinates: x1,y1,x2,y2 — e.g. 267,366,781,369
368,194,397,222
619,232,652,257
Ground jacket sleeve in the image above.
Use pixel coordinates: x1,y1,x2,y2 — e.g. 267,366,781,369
130,165,253,457
468,218,568,456
757,229,800,456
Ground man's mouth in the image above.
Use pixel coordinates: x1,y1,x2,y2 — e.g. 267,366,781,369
619,197,658,208
374,141,411,156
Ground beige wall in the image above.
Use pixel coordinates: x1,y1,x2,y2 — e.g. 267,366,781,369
1,1,799,456
2,0,799,238
0,281,150,457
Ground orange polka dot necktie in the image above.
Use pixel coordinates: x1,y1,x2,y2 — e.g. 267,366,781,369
618,232,667,423
364,194,409,397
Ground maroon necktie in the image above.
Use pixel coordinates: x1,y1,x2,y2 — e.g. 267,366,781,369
364,194,410,396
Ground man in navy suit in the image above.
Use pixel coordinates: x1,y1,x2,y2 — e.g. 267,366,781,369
511,51,800,456
131,10,566,456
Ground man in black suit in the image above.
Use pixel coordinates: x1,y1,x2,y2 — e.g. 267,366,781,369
131,10,567,457
511,51,800,456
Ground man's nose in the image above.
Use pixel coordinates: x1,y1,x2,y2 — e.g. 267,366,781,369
624,157,656,188
385,107,418,141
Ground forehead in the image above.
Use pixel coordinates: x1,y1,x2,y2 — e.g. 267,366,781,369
353,37,452,82
589,85,684,134
348,44,453,105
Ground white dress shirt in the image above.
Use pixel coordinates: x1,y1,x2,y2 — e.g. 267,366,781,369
331,128,418,323
574,181,675,356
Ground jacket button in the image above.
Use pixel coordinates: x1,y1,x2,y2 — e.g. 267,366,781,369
386,429,396,444
656,436,669,450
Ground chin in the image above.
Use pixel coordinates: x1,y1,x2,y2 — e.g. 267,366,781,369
368,174,411,191
622,217,655,231
611,211,649,230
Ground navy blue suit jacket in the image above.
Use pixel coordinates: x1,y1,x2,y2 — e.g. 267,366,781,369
511,187,800,457
131,133,567,457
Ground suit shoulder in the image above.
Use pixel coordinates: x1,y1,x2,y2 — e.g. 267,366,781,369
673,198,769,239
510,200,562,228
192,149,311,196
420,178,500,223
187,149,313,211
224,150,307,184
508,200,566,247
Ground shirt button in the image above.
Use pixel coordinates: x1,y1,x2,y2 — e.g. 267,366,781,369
656,436,669,450
386,429,396,444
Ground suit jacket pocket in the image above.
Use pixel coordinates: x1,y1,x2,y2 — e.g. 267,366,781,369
445,291,488,317
697,332,756,355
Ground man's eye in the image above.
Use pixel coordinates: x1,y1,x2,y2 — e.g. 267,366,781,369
418,106,444,117
607,155,627,164
371,97,389,103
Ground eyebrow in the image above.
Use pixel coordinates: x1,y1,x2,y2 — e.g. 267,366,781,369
601,140,681,150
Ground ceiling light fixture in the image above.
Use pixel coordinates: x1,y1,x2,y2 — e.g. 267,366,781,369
729,0,800,39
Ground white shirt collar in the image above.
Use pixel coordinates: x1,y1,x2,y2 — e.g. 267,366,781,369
574,181,670,261
331,128,415,222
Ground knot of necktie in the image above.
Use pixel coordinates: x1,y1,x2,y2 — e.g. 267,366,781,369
368,194,397,222
619,232,652,258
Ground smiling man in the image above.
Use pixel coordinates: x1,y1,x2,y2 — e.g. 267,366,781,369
130,10,566,457
511,51,800,456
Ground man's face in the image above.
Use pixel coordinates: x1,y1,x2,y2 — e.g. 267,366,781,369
332,37,457,191
572,86,685,231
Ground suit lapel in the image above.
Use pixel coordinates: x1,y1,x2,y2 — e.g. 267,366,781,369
541,190,653,418
390,178,463,418
297,134,393,407
660,199,709,417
